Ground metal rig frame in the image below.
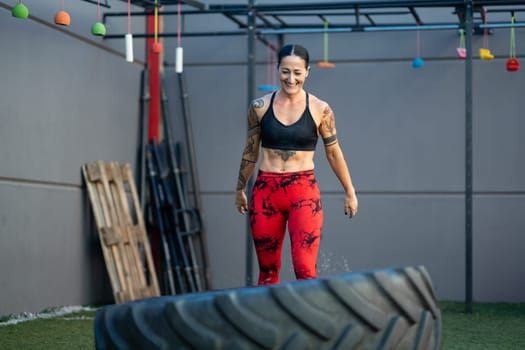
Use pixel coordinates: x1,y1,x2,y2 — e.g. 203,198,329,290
92,0,525,313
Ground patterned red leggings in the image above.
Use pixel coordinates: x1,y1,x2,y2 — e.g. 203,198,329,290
249,170,323,285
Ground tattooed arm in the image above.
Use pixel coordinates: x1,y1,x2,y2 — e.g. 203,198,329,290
235,98,263,214
319,103,358,218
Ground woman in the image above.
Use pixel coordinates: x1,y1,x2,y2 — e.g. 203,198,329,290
235,44,358,285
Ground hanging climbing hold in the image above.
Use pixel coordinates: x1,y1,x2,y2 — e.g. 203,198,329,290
456,29,466,59
317,20,336,68
506,13,519,72
151,42,163,54
506,58,520,72
91,22,106,36
412,57,425,68
12,2,29,19
479,48,494,60
54,10,71,26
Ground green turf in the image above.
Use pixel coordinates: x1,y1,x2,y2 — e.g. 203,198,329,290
440,301,525,350
0,309,96,350
0,302,523,349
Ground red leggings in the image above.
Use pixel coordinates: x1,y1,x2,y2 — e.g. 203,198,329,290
249,170,323,285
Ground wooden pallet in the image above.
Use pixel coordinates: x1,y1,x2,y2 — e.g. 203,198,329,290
82,161,160,303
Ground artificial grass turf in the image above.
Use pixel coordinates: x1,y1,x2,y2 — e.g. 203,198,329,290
0,302,523,349
0,309,96,350
440,301,525,350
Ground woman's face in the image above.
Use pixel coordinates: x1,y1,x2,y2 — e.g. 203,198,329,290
278,55,309,95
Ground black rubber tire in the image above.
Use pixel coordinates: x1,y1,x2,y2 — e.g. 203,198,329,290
95,265,441,350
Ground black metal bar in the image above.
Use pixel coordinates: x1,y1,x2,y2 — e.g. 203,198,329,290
150,141,188,294
103,31,247,39
146,144,177,295
364,13,376,26
155,144,197,293
104,9,414,18
177,72,212,290
210,1,468,12
408,6,423,25
78,0,111,8
160,77,203,292
104,9,235,19
209,0,525,12
464,0,474,315
125,0,205,9
224,13,248,28
103,19,525,39
245,0,256,288
179,0,207,10
257,10,412,17
138,68,150,215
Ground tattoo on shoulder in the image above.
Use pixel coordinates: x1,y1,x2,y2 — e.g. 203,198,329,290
321,105,335,134
248,107,261,133
253,98,264,109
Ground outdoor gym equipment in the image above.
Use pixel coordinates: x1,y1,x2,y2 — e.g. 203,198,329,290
479,8,494,60
11,0,28,19
125,0,133,62
506,12,520,72
175,0,183,73
91,0,106,36
54,0,70,26
258,43,279,92
317,19,335,68
151,0,163,53
412,23,425,68
457,29,466,59
95,266,442,350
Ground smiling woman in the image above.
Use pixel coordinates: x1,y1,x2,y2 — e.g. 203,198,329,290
235,43,359,286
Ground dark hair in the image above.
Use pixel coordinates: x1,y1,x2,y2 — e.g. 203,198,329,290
277,44,310,67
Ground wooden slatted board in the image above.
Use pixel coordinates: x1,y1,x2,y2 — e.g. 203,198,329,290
82,161,160,303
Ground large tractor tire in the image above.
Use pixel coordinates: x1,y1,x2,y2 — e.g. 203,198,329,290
95,265,441,349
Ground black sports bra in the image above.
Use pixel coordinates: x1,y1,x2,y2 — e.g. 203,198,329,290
260,92,318,151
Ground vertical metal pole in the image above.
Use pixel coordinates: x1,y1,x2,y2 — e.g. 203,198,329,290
464,0,473,314
139,67,150,215
245,0,256,287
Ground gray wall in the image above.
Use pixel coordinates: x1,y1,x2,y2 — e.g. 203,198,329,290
1,1,524,315
0,0,145,315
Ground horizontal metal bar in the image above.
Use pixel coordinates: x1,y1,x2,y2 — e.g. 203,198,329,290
104,19,525,38
103,9,226,19
259,27,354,34
103,31,247,39
257,11,412,17
179,0,207,10
209,1,469,12
364,23,460,31
79,0,111,8
479,21,525,28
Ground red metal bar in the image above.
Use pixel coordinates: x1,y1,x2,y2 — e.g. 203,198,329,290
147,9,161,143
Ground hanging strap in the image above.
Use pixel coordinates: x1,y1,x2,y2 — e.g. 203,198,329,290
323,20,330,62
509,13,516,58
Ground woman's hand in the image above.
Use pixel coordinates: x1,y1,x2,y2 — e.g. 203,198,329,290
235,190,249,214
344,192,358,219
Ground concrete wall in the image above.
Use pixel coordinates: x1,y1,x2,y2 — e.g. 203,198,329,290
163,14,525,303
1,0,524,315
0,0,145,315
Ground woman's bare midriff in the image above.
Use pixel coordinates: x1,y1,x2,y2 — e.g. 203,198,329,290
258,147,316,173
